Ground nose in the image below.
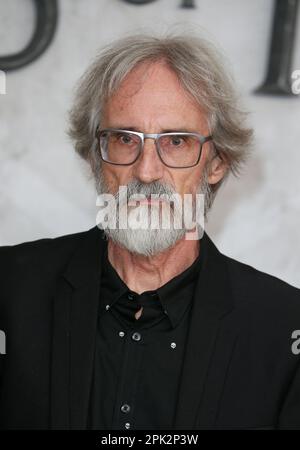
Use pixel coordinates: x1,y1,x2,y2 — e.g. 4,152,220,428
132,137,164,183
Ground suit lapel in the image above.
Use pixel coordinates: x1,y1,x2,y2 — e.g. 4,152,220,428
50,276,72,429
50,226,106,429
173,231,237,429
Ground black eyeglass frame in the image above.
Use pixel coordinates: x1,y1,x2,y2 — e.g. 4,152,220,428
95,127,214,169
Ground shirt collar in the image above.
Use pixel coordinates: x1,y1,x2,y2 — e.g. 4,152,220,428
156,242,204,328
100,238,205,329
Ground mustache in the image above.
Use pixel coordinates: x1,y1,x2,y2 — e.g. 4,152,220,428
114,180,177,203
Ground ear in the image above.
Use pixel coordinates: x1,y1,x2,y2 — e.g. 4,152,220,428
207,153,228,185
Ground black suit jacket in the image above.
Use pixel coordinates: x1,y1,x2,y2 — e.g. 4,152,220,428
0,225,300,430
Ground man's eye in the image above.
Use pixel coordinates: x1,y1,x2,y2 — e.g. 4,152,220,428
170,136,185,146
118,134,132,144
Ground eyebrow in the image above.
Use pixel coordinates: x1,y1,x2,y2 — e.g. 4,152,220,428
107,126,197,133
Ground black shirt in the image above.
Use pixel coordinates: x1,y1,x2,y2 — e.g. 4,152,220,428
88,240,204,430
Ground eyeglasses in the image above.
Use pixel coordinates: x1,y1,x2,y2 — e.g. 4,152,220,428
95,127,213,169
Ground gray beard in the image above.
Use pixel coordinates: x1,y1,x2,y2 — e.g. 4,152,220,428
95,168,211,257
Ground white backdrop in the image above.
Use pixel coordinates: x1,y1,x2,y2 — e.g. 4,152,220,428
0,0,299,287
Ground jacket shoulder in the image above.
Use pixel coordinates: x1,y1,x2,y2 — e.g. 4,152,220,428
0,227,96,273
223,252,300,311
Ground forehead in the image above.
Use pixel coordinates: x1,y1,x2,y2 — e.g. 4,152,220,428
102,60,207,130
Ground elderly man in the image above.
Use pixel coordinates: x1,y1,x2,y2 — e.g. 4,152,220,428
0,32,300,430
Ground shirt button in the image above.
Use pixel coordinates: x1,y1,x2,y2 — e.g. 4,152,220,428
105,304,110,311
119,331,125,338
121,404,131,413
132,332,141,342
127,293,134,300
125,422,130,429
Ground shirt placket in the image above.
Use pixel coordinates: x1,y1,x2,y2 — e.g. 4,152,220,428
111,325,145,430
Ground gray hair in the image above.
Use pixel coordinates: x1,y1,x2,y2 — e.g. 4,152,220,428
68,30,253,201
